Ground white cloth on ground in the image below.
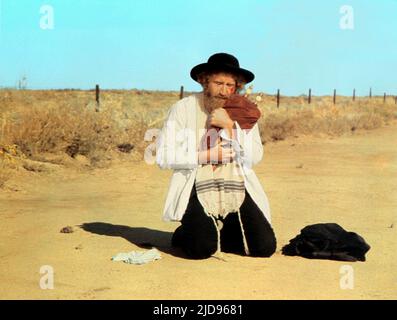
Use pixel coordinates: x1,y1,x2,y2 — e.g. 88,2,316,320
111,248,161,265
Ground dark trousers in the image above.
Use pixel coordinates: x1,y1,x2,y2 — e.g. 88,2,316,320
172,185,277,259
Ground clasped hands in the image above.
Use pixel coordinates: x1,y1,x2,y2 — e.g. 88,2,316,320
198,108,236,165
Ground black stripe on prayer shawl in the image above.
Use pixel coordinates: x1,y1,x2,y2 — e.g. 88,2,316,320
195,182,245,191
196,180,244,187
195,180,245,187
196,185,246,193
196,184,245,190
195,182,245,189
196,188,246,194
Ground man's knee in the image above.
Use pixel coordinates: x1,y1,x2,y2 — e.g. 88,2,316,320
177,219,219,259
184,238,218,259
245,223,277,258
249,237,277,257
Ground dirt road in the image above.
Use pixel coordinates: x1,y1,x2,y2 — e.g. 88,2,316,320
1,124,396,299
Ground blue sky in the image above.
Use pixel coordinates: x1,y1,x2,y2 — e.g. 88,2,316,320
0,0,396,95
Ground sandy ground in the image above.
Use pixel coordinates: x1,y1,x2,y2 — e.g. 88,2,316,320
0,124,396,300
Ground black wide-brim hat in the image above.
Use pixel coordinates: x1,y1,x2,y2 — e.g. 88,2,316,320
190,53,255,84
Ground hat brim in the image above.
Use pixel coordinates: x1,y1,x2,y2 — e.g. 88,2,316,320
190,63,255,84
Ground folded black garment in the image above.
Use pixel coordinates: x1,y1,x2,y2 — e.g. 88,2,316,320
282,223,371,261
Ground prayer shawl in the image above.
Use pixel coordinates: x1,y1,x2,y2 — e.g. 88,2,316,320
194,94,261,256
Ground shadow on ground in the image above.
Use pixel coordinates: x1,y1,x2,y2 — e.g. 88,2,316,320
80,222,188,258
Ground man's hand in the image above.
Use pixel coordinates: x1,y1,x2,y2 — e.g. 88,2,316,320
207,108,235,138
198,139,235,165
208,108,233,129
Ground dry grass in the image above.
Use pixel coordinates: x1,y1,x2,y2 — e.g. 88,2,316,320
1,89,396,187
255,94,397,142
0,89,178,170
0,144,22,188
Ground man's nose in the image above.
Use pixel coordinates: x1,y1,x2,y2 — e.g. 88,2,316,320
219,85,228,96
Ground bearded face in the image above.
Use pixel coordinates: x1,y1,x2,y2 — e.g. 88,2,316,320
204,90,228,112
202,73,236,113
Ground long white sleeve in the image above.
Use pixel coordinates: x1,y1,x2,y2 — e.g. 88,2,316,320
156,103,199,170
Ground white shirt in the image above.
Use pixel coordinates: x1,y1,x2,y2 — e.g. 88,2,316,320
156,93,271,224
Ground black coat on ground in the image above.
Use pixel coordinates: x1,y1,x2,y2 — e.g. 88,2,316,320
282,223,370,261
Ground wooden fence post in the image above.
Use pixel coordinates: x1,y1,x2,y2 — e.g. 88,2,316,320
308,88,311,104
369,87,372,99
95,84,100,112
395,96,397,105
276,89,280,108
384,93,386,103
179,86,184,100
353,89,355,101
333,89,336,105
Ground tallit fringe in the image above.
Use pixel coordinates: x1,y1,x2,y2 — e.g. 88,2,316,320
210,215,227,261
204,207,249,259
238,208,250,256
203,208,225,261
